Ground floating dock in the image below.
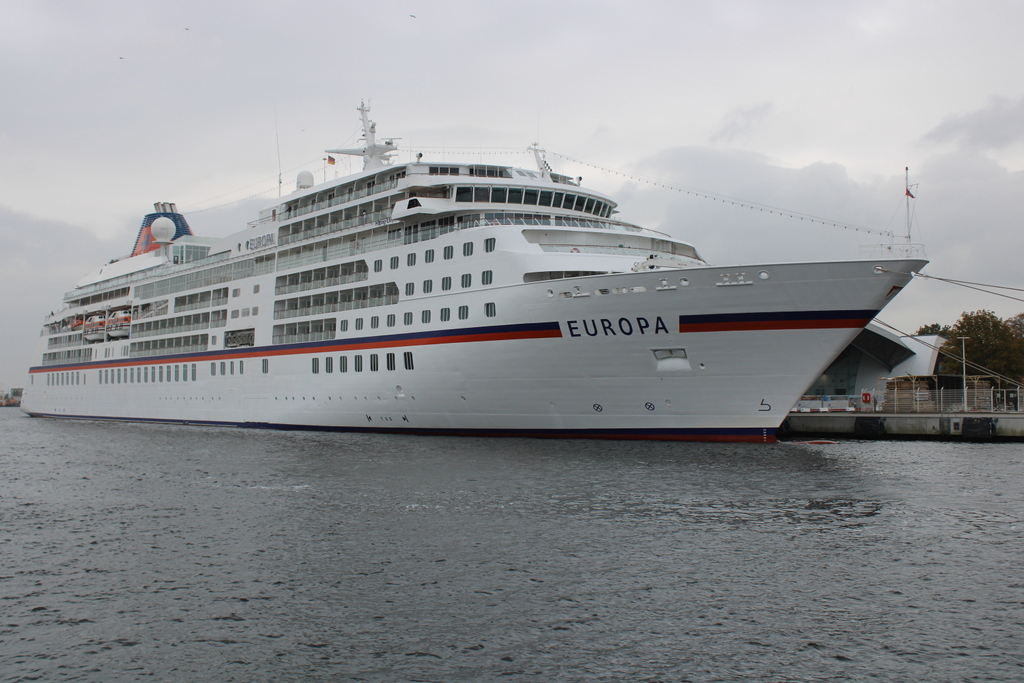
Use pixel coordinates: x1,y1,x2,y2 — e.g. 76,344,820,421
783,412,1024,440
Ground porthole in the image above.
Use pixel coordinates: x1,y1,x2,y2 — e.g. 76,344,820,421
679,278,690,287
758,270,770,280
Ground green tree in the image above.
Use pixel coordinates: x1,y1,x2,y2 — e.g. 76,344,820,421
939,310,1024,385
915,322,952,337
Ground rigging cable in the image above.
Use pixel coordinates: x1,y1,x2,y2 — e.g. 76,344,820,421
546,151,895,238
872,318,1023,386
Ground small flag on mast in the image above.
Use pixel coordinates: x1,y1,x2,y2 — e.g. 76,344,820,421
327,156,336,166
905,188,915,199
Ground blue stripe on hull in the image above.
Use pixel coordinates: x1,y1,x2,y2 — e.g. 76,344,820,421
23,412,777,443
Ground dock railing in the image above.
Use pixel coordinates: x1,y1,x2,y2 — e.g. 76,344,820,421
794,388,1022,413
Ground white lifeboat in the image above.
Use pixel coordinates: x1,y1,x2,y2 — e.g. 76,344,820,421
106,310,132,338
83,313,107,341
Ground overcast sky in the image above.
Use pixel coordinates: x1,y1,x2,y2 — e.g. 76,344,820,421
3,0,1023,390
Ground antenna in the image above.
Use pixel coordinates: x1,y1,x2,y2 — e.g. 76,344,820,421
905,166,917,249
274,106,283,198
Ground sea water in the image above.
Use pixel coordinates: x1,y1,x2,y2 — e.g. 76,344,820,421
2,409,1022,681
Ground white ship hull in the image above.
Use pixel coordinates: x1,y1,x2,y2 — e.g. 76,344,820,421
24,256,922,442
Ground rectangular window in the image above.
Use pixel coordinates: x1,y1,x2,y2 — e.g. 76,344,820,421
159,366,164,382
422,279,433,294
424,249,434,263
339,319,348,332
421,310,431,323
538,190,553,206
404,351,414,370
211,363,216,376
390,256,399,269
484,237,496,252
441,277,452,291
404,312,413,325
440,307,451,322
455,186,473,202
407,253,416,267
491,186,507,203
370,316,379,329
459,305,469,320
253,284,260,294
386,352,396,371
370,353,379,372
553,192,564,208
507,187,523,204
220,362,226,376
461,274,472,288
174,365,180,382
238,361,243,376
354,354,363,372
325,356,333,373
463,242,474,257
387,313,396,327
339,356,347,373
262,358,269,374
574,195,587,211
312,357,320,374
232,288,241,297
474,186,489,202
443,245,454,260
523,188,539,205
485,302,496,317
405,282,414,296
482,270,493,285
230,361,235,375
374,259,383,272
355,318,364,330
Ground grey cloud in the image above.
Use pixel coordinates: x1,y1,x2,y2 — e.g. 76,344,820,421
711,103,773,144
923,96,1024,150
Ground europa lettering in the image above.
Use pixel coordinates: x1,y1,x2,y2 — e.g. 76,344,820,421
245,233,276,250
566,316,669,337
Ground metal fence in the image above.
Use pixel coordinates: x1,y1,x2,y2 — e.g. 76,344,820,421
793,389,1022,414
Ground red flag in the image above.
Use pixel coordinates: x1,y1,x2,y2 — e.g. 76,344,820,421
905,188,915,198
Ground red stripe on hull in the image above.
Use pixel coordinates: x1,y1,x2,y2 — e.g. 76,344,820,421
679,318,872,333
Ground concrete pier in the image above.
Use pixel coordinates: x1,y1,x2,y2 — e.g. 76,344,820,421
783,412,1024,440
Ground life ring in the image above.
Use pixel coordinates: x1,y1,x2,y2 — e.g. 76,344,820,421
571,247,580,253
861,392,872,404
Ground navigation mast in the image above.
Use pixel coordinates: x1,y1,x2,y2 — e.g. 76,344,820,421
325,101,398,171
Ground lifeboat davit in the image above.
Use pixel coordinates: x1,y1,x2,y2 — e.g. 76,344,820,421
83,314,107,341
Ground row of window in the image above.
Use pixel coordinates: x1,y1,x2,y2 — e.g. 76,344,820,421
454,186,613,219
403,270,493,296
99,363,201,384
91,358,274,386
311,351,414,374
372,238,496,272
340,302,496,331
46,371,82,386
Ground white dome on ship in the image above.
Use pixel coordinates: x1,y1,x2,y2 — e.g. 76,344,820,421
297,170,314,189
150,216,175,243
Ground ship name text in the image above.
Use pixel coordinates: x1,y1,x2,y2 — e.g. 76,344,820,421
566,316,669,337
245,233,276,251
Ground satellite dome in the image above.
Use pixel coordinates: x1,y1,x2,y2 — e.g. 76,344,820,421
150,216,176,244
297,170,314,189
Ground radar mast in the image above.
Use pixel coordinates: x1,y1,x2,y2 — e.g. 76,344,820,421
325,102,398,171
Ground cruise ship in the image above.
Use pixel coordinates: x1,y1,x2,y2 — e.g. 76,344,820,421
22,105,926,442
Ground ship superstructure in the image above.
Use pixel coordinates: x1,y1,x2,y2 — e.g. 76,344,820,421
23,105,925,441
